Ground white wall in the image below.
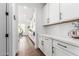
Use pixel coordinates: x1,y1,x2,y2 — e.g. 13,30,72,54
35,6,47,48
29,10,36,32
8,3,18,56
44,22,75,38
12,3,18,56
28,9,36,44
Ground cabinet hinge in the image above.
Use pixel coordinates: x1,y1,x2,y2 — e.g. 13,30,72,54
5,34,9,37
5,12,9,16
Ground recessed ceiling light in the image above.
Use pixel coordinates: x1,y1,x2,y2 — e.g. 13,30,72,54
24,6,28,9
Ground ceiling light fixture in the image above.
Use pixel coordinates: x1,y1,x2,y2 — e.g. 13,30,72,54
24,6,28,9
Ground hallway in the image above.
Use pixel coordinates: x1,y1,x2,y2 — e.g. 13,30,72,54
17,36,45,56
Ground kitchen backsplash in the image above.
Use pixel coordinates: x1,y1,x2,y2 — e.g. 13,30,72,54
44,22,76,38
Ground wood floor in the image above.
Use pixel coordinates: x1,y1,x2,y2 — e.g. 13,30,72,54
16,36,45,56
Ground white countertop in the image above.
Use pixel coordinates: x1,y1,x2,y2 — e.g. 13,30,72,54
52,36,79,47
39,34,79,47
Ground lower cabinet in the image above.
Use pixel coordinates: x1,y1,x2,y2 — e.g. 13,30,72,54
38,36,44,52
38,36,79,56
53,40,77,56
38,36,53,56
43,38,53,56
53,47,74,56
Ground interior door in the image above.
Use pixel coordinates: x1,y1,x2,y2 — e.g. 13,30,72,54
0,3,6,56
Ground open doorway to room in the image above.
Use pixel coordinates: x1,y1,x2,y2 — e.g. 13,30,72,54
16,3,44,56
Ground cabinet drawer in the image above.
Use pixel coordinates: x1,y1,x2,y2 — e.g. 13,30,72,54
53,47,74,56
53,40,79,56
44,37,52,46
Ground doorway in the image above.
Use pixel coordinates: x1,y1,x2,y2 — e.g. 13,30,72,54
16,4,37,55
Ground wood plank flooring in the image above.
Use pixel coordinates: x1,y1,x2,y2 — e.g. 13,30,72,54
16,36,45,56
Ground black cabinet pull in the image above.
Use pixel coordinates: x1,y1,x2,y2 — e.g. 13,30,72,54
57,43,67,48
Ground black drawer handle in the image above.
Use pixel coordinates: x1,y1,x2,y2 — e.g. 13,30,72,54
57,43,67,48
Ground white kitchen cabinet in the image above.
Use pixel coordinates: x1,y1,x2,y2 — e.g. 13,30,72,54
43,42,52,56
43,3,60,25
38,35,53,56
43,4,49,24
49,3,60,23
43,38,53,56
53,47,73,56
38,35,44,52
53,40,76,56
60,3,79,21
38,35,79,56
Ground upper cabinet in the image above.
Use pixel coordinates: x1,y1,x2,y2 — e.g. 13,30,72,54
43,4,49,24
60,3,79,21
49,3,59,24
43,3,79,26
43,3,59,25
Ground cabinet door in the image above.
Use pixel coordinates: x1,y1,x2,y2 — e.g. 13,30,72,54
60,3,79,21
38,36,44,52
53,40,75,56
53,47,73,56
43,38,53,56
49,3,59,23
43,4,49,24
43,42,52,56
